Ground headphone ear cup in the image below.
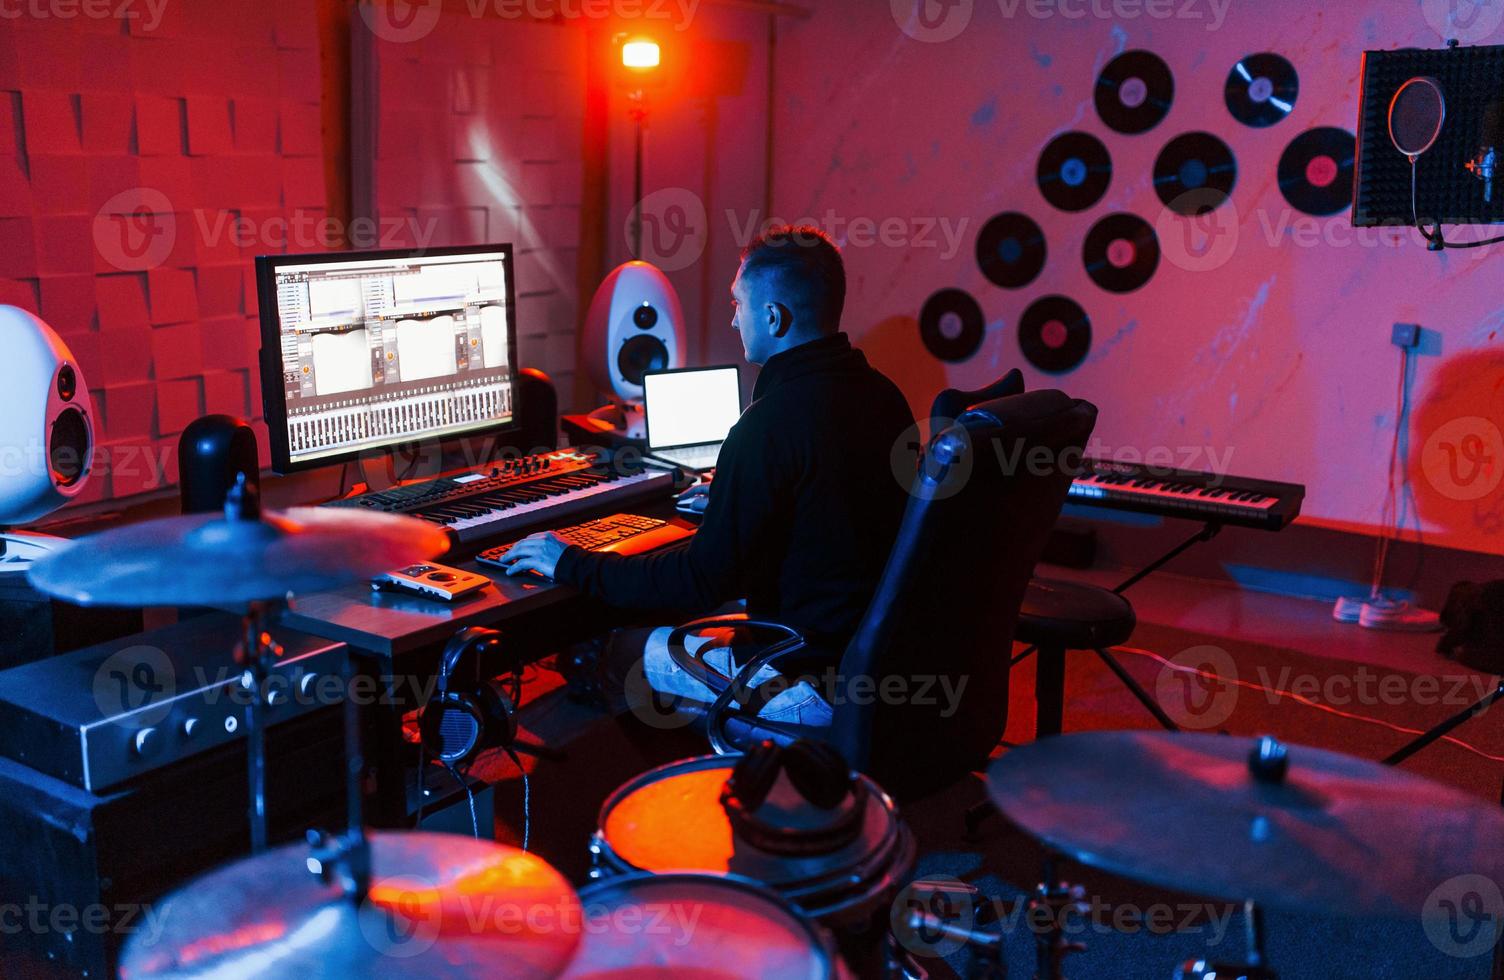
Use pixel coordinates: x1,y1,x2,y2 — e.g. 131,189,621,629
421,692,488,765
473,679,518,751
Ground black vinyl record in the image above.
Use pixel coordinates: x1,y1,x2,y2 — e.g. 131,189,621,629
919,288,986,363
1019,295,1091,374
1278,126,1356,216
1037,132,1112,212
1083,213,1159,293
1095,50,1174,135
1153,132,1237,214
975,212,1047,289
1224,53,1298,128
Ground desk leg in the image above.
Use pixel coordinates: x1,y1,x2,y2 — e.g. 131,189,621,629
362,657,409,827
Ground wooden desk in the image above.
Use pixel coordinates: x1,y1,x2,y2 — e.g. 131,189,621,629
268,498,698,826
274,492,697,661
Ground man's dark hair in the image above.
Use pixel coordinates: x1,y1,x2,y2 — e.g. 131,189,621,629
739,225,846,334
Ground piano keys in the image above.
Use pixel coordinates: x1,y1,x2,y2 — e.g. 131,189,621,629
1067,457,1305,531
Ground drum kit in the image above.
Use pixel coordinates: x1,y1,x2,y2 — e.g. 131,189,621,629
25,478,1504,978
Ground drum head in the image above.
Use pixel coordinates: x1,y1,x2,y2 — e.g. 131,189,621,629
564,872,832,978
597,756,903,903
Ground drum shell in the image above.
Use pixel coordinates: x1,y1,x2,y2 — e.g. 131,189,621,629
590,755,916,975
567,871,838,978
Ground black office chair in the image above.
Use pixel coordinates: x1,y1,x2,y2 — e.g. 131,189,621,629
940,372,1176,738
665,389,1098,797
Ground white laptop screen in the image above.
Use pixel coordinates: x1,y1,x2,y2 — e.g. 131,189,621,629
644,367,741,450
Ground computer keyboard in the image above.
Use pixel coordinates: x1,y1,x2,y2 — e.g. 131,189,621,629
475,513,694,568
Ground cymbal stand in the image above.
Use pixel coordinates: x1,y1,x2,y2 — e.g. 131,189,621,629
305,652,373,904
1174,899,1277,980
238,599,282,854
1032,854,1086,980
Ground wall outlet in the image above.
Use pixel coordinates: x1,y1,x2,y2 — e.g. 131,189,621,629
1391,323,1421,349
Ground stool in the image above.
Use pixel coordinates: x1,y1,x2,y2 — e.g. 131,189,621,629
1013,578,1177,738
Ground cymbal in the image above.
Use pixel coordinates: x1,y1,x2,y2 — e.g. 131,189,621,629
27,507,448,607
120,831,582,979
987,731,1504,917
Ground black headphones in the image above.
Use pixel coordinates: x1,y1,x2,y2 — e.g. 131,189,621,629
419,627,518,765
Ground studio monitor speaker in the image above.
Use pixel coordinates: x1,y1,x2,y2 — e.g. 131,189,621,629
0,305,94,527
582,261,687,404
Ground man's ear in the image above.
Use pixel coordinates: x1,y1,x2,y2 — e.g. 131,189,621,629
768,302,793,338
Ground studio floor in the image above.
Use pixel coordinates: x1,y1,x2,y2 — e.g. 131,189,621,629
480,561,1499,980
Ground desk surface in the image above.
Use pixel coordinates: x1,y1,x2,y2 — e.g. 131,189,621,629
278,556,576,657
277,505,697,657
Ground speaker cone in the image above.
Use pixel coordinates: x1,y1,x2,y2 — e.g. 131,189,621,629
617,335,669,387
49,406,90,487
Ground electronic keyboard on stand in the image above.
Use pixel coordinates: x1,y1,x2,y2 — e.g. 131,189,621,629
1067,458,1305,531
1062,456,1307,594
324,448,678,547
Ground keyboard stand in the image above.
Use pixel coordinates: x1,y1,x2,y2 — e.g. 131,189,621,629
1106,520,1223,597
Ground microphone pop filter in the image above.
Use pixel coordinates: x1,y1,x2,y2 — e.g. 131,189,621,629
1389,76,1446,160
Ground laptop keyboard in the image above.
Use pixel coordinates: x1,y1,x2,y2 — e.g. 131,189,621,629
654,444,721,470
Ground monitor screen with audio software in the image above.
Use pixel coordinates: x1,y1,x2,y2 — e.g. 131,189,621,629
256,244,520,473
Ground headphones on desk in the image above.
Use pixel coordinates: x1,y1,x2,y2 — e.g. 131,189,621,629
420,626,519,766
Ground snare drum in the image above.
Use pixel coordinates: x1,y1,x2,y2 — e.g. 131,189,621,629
590,755,915,973
563,872,835,978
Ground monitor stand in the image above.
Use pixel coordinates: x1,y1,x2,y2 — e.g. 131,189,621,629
581,398,646,440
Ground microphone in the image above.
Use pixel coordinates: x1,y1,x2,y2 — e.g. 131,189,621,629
1466,99,1503,203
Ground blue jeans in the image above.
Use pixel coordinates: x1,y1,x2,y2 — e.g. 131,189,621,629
640,626,834,726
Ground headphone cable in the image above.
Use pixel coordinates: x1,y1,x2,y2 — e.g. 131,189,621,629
443,760,481,839
506,745,531,851
413,741,429,828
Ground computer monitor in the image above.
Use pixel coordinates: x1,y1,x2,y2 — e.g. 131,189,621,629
256,244,519,474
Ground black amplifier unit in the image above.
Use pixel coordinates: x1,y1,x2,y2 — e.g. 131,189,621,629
0,615,351,979
0,614,348,792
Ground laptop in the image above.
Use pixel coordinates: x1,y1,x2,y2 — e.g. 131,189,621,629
643,365,741,472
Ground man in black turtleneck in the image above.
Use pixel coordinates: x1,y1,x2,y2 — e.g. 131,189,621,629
497,225,914,721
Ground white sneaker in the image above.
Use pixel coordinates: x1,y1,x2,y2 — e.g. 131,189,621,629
1358,597,1442,632
1332,596,1366,623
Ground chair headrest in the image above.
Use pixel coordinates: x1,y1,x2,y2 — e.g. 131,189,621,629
959,388,1076,430
930,369,1025,422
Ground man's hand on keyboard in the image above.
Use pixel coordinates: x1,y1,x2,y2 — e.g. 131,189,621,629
495,531,569,580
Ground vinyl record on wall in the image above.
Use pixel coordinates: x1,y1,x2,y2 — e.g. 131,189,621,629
919,288,986,363
1153,132,1238,214
1083,213,1160,293
1278,126,1356,216
1224,53,1298,128
1095,50,1174,135
1019,295,1091,374
1037,132,1113,212
975,212,1047,289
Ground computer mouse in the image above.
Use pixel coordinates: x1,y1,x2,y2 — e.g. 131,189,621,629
676,494,709,514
